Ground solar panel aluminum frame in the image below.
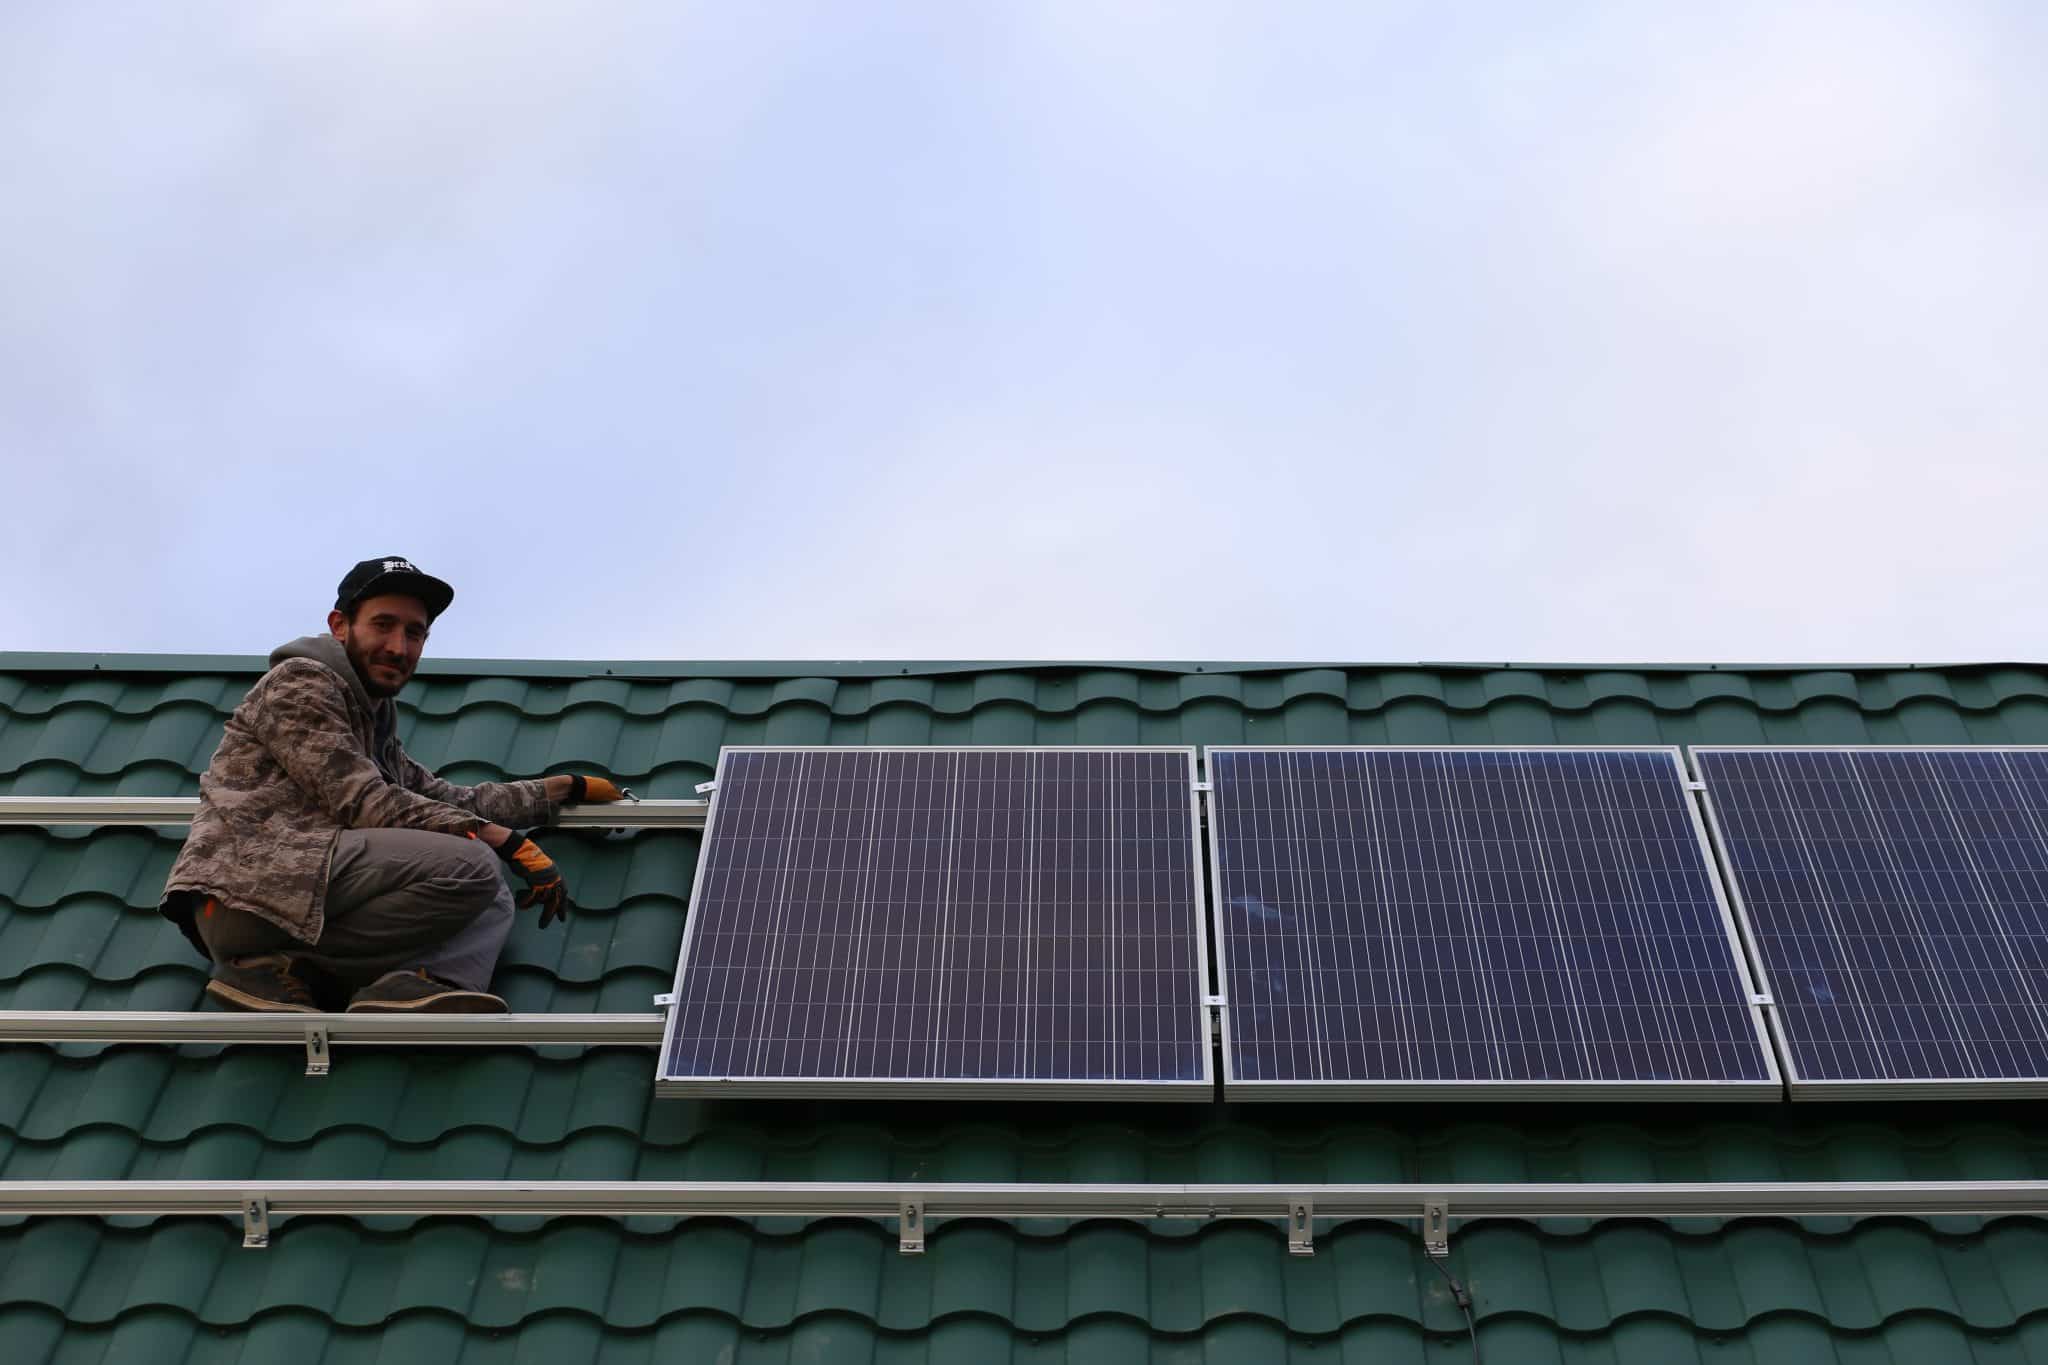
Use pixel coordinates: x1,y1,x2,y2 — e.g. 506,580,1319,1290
655,746,1215,1100
1691,744,2048,1101
1203,746,1784,1102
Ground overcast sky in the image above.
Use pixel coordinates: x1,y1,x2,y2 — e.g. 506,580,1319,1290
3,2,2043,664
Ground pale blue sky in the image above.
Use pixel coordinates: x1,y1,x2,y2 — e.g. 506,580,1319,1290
3,2,2043,662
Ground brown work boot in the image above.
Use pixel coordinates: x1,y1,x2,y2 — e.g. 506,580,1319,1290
206,953,322,1013
346,969,507,1014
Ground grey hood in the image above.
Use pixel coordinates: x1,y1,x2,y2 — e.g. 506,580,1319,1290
268,634,399,781
269,635,377,710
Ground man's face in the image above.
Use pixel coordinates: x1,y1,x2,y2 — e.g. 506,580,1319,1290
327,593,431,699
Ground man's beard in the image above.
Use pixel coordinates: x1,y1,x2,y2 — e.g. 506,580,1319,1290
342,631,410,699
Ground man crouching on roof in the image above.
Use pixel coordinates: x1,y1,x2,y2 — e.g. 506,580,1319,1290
156,556,631,1013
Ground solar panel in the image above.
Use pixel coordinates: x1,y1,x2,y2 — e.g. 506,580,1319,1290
656,747,1212,1099
1694,746,2048,1098
1205,747,1779,1100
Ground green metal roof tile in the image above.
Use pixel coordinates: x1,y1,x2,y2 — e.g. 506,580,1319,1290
956,672,1047,712
760,678,843,714
10,1226,2048,1362
0,1309,71,1364
524,705,636,776
1062,670,1142,709
403,707,527,777
0,719,50,776
0,1220,99,1310
1847,1222,1980,1325
494,902,678,987
544,677,639,717
0,963,202,1013
26,1215,2048,1343
0,677,127,718
1979,669,2048,707
14,655,2048,1358
0,721,113,785
658,677,747,713
405,675,533,717
497,965,672,1013
1945,1220,2048,1327
1,834,165,915
1262,668,1348,707
750,702,834,747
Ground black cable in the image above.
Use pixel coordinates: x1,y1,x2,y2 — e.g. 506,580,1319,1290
1428,1253,1484,1365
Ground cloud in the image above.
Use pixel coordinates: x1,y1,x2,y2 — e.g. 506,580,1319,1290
1,2,2042,661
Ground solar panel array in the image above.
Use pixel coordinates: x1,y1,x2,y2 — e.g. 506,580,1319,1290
658,742,2048,1104
1695,747,2048,1097
1205,748,1778,1098
657,747,1210,1098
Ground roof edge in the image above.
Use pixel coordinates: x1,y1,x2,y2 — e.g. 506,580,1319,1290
0,652,2038,680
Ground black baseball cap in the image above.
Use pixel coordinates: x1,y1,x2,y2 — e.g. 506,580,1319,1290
335,556,455,619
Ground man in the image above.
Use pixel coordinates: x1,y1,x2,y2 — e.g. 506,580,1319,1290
158,556,631,1013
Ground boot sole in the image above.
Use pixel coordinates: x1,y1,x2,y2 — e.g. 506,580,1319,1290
206,978,322,1014
346,990,507,1014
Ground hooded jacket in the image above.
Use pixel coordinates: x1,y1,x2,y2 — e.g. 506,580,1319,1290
159,635,555,954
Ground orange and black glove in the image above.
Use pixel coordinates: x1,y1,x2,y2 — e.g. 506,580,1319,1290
566,774,634,803
497,835,571,928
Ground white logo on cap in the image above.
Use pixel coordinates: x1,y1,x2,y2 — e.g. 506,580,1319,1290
381,559,417,574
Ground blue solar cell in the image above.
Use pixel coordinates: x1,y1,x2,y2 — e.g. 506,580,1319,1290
1696,747,2048,1094
658,747,1211,1098
1207,748,1777,1098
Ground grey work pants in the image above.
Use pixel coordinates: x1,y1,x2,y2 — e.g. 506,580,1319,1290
197,828,515,1001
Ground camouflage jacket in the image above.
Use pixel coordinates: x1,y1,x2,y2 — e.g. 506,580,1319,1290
159,635,556,954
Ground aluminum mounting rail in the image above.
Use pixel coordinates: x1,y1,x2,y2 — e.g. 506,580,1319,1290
6,1180,2047,1254
0,797,709,829
0,1011,662,1044
0,1011,664,1074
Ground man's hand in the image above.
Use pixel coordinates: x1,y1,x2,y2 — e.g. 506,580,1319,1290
547,774,634,803
496,835,571,928
567,774,632,803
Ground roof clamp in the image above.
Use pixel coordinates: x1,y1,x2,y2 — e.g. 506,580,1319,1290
242,1197,271,1250
694,780,719,796
303,1027,330,1078
1750,991,1775,1008
1192,780,1213,794
652,992,678,1008
1685,779,1707,792
1422,1200,1450,1260
898,1198,925,1255
1287,1199,1315,1256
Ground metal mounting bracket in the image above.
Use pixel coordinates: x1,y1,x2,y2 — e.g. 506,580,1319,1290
652,993,677,1008
1192,780,1213,793
694,780,719,795
1423,1201,1450,1259
1750,992,1775,1007
303,1027,330,1078
1685,779,1707,792
899,1199,925,1254
242,1197,271,1250
1287,1199,1314,1256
